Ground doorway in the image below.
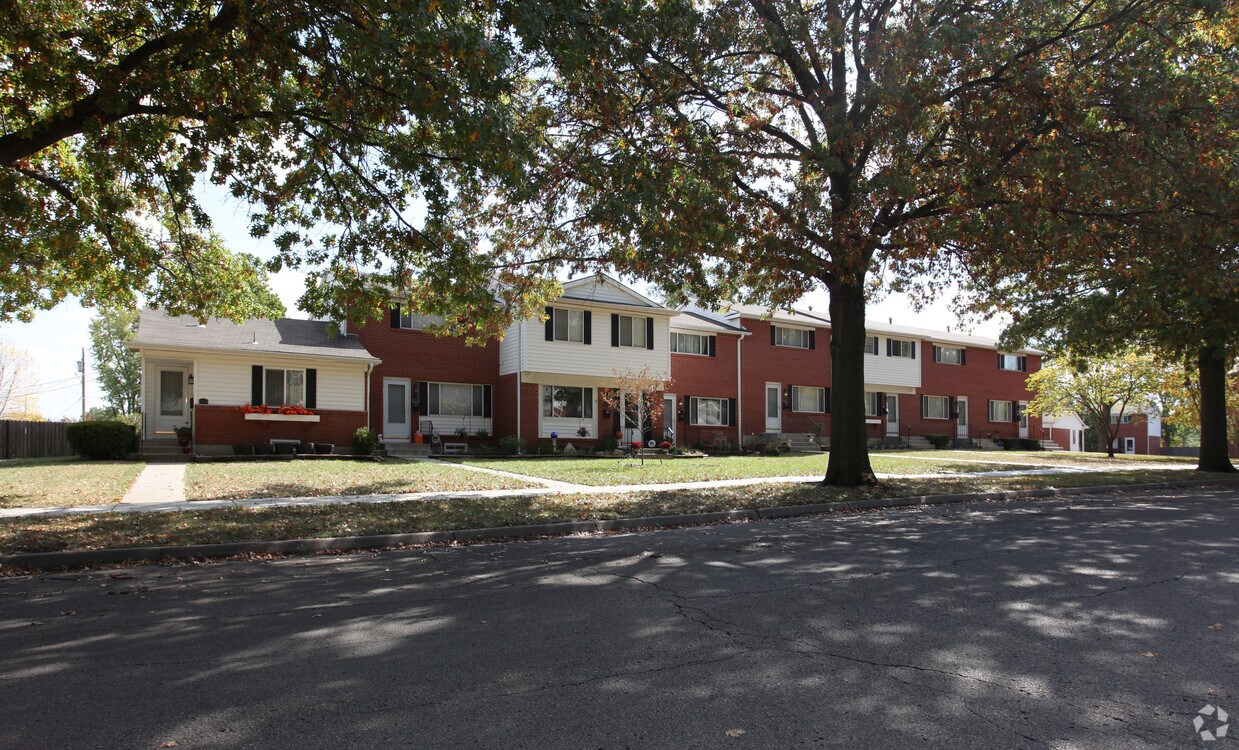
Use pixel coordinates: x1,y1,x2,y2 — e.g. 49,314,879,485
155,368,189,434
384,378,412,441
765,383,781,432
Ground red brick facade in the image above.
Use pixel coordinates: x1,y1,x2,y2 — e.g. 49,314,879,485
913,347,1043,443
193,404,365,448
670,333,742,447
737,319,833,438
353,316,500,436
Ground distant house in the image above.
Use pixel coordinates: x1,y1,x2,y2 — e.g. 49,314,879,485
128,310,380,453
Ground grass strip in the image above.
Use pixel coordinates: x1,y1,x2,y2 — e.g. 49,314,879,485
0,469,1202,555
0,459,146,508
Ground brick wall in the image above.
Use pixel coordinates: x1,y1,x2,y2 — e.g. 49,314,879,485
1111,416,1158,455
670,333,741,447
193,404,365,447
913,347,1042,442
737,319,832,439
354,316,500,435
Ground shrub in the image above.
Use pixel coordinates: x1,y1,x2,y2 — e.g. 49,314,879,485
924,434,951,449
65,420,136,460
534,440,556,455
994,437,1020,450
1018,438,1043,450
598,437,617,452
352,427,377,455
753,440,786,456
474,429,490,440
497,435,523,455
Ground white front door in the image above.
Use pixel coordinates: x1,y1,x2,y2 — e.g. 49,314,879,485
765,383,781,432
155,368,189,434
1018,400,1029,439
956,397,969,439
1124,437,1136,455
384,378,412,441
885,395,899,436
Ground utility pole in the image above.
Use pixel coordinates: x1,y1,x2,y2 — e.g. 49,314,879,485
78,347,86,420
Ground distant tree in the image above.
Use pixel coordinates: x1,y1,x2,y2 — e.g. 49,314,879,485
83,405,120,421
88,305,142,415
0,340,38,418
1025,351,1164,458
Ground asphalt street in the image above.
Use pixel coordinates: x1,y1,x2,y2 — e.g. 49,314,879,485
1,485,1236,749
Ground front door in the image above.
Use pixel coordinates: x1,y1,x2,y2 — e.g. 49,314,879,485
155,368,188,434
765,383,781,432
956,396,969,439
1018,400,1029,439
663,394,676,444
885,395,899,436
1124,437,1136,455
384,378,412,441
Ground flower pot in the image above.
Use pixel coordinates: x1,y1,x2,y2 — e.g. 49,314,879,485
295,442,315,455
254,442,274,455
232,443,255,456
274,442,296,456
314,442,334,455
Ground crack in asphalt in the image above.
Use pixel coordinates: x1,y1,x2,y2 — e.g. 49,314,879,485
1088,575,1186,598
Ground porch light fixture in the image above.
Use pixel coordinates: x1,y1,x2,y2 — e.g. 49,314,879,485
187,375,194,385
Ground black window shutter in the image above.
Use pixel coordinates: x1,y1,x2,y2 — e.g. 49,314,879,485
583,311,592,344
417,381,429,416
545,307,554,341
1012,401,1019,422
808,330,816,350
770,325,776,345
251,365,264,405
390,308,400,328
949,396,956,419
646,317,654,350
998,352,1003,369
728,398,737,426
960,348,967,366
910,341,916,359
708,336,717,357
611,314,620,347
824,388,831,414
1019,356,1027,372
305,369,317,409
689,397,698,425
887,338,894,357
483,385,492,418
789,385,797,412
921,395,927,418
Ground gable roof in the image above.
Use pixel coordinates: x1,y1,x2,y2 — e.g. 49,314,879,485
559,273,672,312
671,308,749,335
129,309,381,364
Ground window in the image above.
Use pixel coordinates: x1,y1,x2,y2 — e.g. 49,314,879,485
671,332,715,356
427,383,488,417
542,386,594,419
998,353,1027,371
887,339,916,358
551,308,586,343
933,345,965,365
864,391,881,417
865,336,879,355
264,368,305,406
791,386,826,413
774,326,812,349
618,315,647,348
689,397,730,426
1109,414,1133,424
399,312,443,330
922,395,951,420
988,399,1014,422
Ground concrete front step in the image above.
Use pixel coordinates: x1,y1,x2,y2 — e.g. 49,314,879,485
384,443,433,458
1040,440,1065,451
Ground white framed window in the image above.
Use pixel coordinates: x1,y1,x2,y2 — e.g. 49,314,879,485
1109,413,1133,424
865,336,880,355
399,312,442,330
887,339,916,358
988,399,1014,422
542,386,594,419
618,315,647,348
864,391,881,417
264,368,305,406
998,353,1027,371
774,326,812,349
689,397,730,426
791,386,826,413
922,395,951,420
671,332,714,356
427,382,488,417
552,308,586,343
933,345,965,365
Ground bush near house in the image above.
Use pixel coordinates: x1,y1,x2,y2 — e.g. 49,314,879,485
924,434,951,449
64,420,137,460
497,435,523,455
352,427,377,455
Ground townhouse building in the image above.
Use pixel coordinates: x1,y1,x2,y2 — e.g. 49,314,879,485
129,274,1044,455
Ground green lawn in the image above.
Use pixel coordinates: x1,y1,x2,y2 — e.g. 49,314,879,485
0,458,146,508
0,468,1209,555
890,449,1199,468
184,459,536,501
453,453,1049,486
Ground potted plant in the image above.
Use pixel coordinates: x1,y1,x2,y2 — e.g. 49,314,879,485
175,426,192,453
658,441,672,454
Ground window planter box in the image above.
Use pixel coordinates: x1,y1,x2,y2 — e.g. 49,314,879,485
243,413,320,423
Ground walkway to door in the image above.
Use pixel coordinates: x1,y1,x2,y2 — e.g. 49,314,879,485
122,462,187,505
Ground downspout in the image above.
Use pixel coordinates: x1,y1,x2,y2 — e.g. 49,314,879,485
365,362,372,434
736,333,743,443
516,321,523,444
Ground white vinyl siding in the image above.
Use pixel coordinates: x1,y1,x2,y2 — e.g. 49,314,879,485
158,352,367,412
512,314,672,380
791,386,826,413
923,395,951,420
989,399,1014,422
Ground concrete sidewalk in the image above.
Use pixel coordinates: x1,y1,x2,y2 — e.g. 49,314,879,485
0,460,1194,520
121,462,187,505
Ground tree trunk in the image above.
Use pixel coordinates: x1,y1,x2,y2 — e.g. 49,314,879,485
1196,343,1236,473
824,279,877,486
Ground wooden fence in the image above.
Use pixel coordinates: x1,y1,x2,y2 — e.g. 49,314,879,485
0,420,73,460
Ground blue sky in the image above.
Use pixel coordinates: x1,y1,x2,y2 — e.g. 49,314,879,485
0,185,998,419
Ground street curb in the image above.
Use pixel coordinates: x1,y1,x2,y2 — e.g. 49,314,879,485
3,477,1237,570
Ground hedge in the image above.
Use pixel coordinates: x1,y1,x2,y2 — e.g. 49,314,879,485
65,420,137,460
